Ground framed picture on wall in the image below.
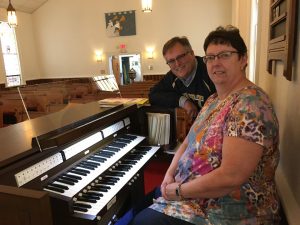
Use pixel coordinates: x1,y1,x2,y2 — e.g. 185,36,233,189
105,10,136,37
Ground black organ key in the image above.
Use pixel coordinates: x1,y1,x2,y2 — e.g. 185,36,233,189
114,167,129,172
102,150,115,155
70,169,89,176
103,146,120,152
101,176,120,182
76,196,97,203
114,165,131,172
122,159,137,165
126,154,143,160
136,146,152,151
87,191,103,197
80,193,100,200
64,174,82,180
73,202,92,209
105,171,124,177
49,183,69,190
81,161,99,168
122,134,137,140
56,177,75,186
97,180,116,186
75,168,90,173
94,184,111,190
109,170,126,176
45,185,65,193
120,161,135,166
96,151,114,158
77,163,96,171
130,153,144,158
117,137,132,143
109,142,126,148
60,175,79,183
91,186,110,192
119,164,132,169
88,156,106,163
83,160,100,167
73,206,88,212
133,149,148,155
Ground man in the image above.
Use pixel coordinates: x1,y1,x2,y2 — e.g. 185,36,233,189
149,36,215,120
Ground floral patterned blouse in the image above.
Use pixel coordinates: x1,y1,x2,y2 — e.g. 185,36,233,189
150,86,280,224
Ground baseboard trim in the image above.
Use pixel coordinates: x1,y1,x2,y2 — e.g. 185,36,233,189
276,166,300,225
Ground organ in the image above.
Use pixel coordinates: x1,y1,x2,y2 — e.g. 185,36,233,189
0,101,160,225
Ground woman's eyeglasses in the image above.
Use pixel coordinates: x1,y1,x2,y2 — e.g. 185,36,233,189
203,51,238,64
166,51,190,67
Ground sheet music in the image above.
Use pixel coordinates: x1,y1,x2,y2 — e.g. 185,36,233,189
147,113,170,146
93,75,119,92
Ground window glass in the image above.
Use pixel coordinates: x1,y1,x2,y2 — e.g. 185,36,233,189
0,21,21,87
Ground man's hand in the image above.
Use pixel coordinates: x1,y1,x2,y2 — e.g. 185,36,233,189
183,100,198,121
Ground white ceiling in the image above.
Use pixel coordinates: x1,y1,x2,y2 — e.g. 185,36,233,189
0,0,48,13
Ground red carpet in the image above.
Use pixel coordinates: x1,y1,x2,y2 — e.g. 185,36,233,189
143,158,170,194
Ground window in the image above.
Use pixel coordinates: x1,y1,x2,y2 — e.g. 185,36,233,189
0,21,21,87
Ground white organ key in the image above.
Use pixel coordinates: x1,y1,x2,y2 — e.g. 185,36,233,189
44,135,145,198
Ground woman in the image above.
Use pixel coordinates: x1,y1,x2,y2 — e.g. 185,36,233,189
131,25,280,225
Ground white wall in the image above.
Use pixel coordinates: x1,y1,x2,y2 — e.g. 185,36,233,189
31,0,232,79
255,1,300,225
16,11,41,82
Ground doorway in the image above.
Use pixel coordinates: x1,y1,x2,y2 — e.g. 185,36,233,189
109,53,142,85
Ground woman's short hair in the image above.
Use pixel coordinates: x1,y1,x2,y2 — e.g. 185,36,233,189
162,36,192,56
203,25,247,56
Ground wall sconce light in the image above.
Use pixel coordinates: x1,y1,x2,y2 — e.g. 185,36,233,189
141,0,152,13
95,50,103,62
7,0,17,28
146,47,154,59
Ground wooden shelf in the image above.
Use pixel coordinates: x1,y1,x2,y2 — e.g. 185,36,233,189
270,12,287,26
267,0,297,81
271,0,284,8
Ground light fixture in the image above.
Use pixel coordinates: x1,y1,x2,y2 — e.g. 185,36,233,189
7,0,17,28
141,0,152,13
95,50,103,62
146,47,154,59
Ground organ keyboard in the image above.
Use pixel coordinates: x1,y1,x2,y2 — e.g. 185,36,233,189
0,102,161,225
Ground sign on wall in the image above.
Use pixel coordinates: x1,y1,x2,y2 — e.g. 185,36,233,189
105,10,136,37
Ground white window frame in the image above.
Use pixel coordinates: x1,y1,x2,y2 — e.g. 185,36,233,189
248,0,259,83
0,21,22,87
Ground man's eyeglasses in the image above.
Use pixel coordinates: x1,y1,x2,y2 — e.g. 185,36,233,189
166,51,190,66
203,51,238,64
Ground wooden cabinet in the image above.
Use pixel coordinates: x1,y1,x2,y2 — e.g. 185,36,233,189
267,0,297,81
